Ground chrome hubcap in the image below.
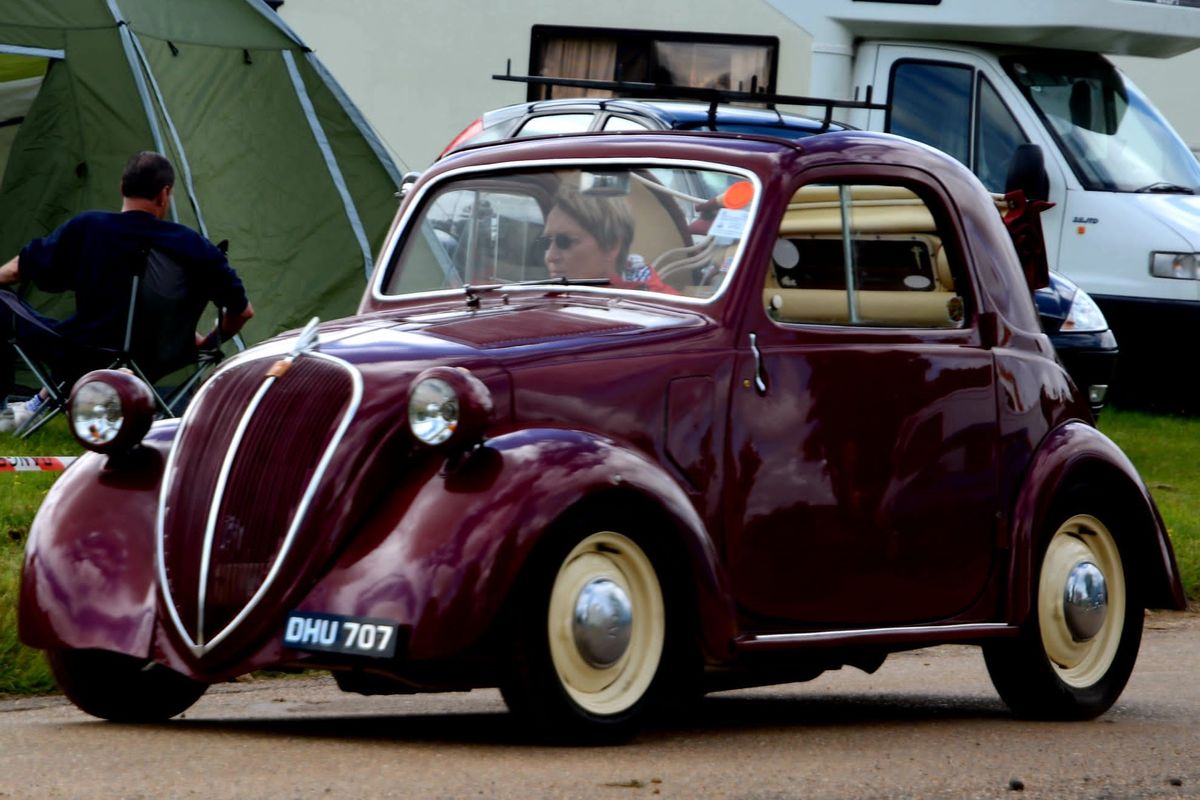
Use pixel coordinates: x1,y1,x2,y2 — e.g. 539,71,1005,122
572,578,633,668
1063,560,1108,642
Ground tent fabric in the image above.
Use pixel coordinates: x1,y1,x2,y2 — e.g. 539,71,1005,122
0,0,401,343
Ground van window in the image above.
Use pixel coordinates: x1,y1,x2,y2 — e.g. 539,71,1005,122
765,183,966,329
975,77,1030,192
889,61,972,166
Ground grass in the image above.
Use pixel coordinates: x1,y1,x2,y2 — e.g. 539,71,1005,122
0,408,1196,697
1,417,82,694
1097,407,1200,602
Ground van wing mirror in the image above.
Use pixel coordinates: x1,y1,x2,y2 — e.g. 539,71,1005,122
1005,144,1050,203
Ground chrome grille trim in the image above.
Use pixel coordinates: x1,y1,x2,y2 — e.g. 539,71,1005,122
156,350,363,658
196,376,277,644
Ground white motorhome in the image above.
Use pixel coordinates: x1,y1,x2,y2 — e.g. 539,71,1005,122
279,0,1200,396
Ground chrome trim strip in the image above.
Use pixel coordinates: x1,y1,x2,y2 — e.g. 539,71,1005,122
195,375,278,644
156,349,363,657
156,360,243,654
370,156,761,308
738,623,1014,648
283,50,373,280
198,350,363,654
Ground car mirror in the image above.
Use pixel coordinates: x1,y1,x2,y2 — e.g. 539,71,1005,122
1005,144,1050,203
579,171,631,196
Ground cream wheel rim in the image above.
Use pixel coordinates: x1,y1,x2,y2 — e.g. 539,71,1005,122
1038,514,1125,689
547,531,665,716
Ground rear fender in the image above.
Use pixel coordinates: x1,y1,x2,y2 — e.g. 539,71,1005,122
18,431,175,657
296,427,736,661
1008,421,1185,622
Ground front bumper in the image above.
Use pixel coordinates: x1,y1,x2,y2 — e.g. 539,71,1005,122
1047,329,1119,416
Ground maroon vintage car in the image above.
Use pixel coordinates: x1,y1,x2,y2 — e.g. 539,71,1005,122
19,130,1185,740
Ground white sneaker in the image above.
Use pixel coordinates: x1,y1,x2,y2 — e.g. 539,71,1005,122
0,407,14,434
7,400,35,432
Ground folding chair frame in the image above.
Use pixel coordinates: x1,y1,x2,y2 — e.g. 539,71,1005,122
2,277,228,439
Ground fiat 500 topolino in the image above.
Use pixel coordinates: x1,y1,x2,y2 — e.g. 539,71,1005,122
20,130,1185,740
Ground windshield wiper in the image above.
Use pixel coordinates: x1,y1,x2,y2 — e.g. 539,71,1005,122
463,276,611,308
1135,182,1196,195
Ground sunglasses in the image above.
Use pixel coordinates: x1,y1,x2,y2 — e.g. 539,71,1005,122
534,233,581,251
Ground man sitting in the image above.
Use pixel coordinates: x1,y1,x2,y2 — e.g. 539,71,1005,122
0,151,254,433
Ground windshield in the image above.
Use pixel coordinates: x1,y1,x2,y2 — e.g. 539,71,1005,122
382,164,755,300
1004,53,1200,194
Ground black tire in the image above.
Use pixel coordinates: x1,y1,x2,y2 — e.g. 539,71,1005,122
984,497,1143,720
500,521,688,742
48,649,208,722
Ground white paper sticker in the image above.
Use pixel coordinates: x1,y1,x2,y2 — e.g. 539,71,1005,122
709,208,749,240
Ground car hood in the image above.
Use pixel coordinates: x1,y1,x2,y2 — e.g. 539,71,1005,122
156,298,707,665
241,298,707,365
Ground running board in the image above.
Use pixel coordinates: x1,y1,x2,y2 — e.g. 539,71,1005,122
735,623,1019,652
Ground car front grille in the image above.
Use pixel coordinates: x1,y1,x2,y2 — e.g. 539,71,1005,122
158,352,359,653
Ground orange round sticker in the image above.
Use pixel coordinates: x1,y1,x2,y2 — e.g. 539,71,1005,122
723,181,754,210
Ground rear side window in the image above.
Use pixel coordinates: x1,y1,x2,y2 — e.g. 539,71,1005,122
764,182,967,329
602,115,653,131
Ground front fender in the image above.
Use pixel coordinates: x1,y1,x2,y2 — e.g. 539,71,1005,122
1008,421,1186,622
18,429,176,657
295,427,736,662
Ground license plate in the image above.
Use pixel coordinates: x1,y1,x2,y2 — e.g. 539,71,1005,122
283,611,399,658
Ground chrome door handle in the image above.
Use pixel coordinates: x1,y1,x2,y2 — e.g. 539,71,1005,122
749,332,767,395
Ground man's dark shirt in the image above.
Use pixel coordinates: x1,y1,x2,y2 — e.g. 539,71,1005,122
18,209,248,344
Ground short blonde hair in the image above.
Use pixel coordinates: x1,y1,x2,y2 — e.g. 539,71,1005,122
551,186,634,268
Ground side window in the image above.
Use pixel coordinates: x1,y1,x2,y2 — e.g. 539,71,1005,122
764,183,967,329
516,114,595,137
602,115,653,131
889,61,973,166
975,77,1030,192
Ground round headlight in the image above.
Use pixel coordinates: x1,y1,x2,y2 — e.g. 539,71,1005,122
69,370,155,454
408,377,459,445
407,367,493,449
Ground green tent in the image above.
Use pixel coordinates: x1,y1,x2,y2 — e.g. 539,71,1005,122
0,0,402,344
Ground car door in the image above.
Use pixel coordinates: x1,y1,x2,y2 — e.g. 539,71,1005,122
725,168,999,627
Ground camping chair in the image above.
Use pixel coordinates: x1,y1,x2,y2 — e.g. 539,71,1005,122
1,247,227,438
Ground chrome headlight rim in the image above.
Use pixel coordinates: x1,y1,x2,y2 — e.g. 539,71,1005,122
68,369,156,454
407,366,494,450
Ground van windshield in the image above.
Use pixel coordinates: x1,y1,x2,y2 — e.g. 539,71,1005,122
1004,54,1200,194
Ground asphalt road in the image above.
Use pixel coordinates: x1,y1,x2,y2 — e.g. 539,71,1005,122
1,611,1196,800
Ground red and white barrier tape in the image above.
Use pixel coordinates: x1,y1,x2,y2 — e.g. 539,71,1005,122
0,456,78,473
